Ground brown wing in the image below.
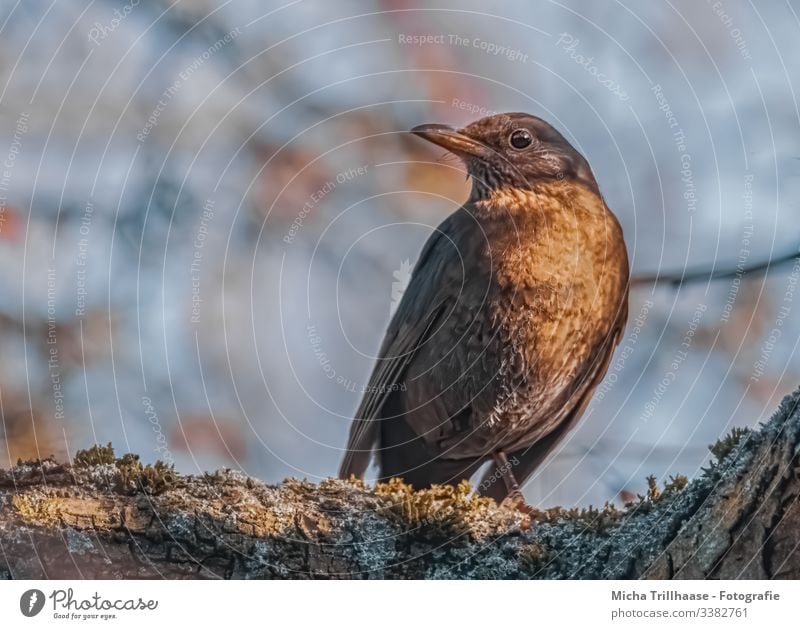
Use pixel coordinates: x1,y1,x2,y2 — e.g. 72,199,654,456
338,214,458,478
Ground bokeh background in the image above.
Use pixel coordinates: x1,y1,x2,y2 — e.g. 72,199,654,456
0,0,798,508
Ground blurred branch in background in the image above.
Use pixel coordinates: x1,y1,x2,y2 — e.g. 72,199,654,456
632,245,800,287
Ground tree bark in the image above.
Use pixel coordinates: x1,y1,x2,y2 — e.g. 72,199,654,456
2,389,800,579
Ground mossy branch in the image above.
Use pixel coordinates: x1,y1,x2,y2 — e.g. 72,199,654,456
2,390,800,579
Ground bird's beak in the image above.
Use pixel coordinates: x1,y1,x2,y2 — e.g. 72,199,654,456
410,124,488,159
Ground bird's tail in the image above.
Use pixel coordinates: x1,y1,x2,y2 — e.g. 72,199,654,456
338,417,376,479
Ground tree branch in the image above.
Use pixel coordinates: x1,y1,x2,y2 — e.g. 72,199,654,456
631,247,800,288
2,389,800,579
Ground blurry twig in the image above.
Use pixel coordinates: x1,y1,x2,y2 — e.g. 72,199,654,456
631,247,799,287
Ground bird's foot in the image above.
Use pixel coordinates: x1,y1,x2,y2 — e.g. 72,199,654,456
501,490,536,529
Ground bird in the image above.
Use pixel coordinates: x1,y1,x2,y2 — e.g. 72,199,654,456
339,112,629,505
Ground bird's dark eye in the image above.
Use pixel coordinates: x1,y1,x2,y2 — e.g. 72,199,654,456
509,129,533,149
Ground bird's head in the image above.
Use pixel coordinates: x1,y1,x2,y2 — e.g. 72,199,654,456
411,112,598,201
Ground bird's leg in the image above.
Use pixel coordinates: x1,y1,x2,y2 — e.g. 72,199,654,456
492,451,535,522
492,450,521,497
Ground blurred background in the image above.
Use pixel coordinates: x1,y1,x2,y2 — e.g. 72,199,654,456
0,0,798,507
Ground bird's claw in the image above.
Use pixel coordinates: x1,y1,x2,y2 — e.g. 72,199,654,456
501,491,536,529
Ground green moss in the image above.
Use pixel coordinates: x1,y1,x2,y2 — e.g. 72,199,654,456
114,453,176,495
73,442,116,467
140,460,177,493
519,541,549,570
532,502,622,533
374,478,494,535
10,494,53,525
630,474,689,508
662,474,689,498
709,427,751,463
646,475,660,501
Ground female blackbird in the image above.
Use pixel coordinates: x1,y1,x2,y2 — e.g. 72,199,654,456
339,113,629,503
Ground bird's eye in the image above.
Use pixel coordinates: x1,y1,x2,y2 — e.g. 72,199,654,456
509,129,533,149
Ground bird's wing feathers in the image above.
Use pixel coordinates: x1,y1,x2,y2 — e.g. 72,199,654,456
338,216,458,478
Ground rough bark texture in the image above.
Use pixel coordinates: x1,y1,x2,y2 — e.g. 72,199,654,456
2,389,800,579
